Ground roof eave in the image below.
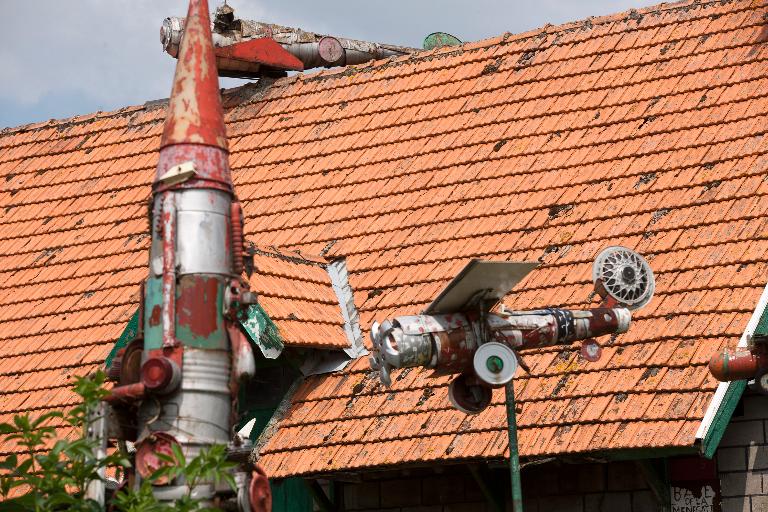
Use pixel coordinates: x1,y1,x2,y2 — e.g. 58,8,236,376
695,279,768,457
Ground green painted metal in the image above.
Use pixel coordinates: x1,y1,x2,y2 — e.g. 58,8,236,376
423,32,462,50
143,277,163,350
756,307,768,335
104,309,140,369
699,300,768,458
505,381,523,512
240,303,285,359
701,380,747,459
144,276,228,350
271,478,313,512
174,276,228,349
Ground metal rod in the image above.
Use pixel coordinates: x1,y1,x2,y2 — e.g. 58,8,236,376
467,464,503,512
84,402,108,506
505,381,523,512
304,479,336,512
161,192,176,348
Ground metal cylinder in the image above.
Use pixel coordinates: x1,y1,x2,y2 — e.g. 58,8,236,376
174,189,233,276
138,349,232,499
161,16,414,71
709,348,767,382
494,307,631,350
370,307,632,383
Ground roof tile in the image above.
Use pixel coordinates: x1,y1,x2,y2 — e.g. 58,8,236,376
2,0,767,478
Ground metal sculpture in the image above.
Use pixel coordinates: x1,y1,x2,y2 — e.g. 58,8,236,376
369,247,655,512
369,246,656,413
95,0,308,509
161,4,416,78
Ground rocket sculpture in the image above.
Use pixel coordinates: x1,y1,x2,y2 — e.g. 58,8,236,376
103,0,271,509
369,247,656,413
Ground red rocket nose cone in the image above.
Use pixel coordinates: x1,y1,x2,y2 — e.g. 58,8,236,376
160,0,227,151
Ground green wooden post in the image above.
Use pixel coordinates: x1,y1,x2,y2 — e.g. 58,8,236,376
505,381,523,512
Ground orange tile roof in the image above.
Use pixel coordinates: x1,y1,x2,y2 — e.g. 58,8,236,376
248,247,349,349
0,0,766,478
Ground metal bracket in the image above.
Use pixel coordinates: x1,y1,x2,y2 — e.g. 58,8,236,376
158,161,197,186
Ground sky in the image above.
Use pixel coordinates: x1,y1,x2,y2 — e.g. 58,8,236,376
0,0,660,129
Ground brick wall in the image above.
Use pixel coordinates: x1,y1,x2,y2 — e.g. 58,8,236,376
717,392,768,512
316,392,768,512
340,466,490,512
335,461,658,512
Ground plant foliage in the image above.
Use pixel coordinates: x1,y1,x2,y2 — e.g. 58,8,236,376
0,372,236,511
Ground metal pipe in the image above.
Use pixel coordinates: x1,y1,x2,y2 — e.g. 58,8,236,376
85,402,108,506
371,307,630,379
505,381,524,512
161,16,416,71
104,382,146,403
161,192,176,349
709,347,768,381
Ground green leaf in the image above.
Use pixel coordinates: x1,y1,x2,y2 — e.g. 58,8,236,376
30,411,63,429
221,472,237,492
0,454,18,470
170,442,186,468
15,459,33,476
11,416,30,432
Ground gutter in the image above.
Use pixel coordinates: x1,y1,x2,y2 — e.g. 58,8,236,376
695,280,768,458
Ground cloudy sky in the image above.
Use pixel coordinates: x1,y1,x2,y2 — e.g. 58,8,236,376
0,0,659,129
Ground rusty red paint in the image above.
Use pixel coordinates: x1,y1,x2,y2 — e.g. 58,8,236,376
141,356,181,393
435,329,474,374
214,38,304,71
161,193,176,348
149,305,162,327
135,433,181,485
176,275,220,338
160,0,227,150
231,201,244,275
709,347,768,381
104,382,146,403
249,465,273,512
154,145,232,193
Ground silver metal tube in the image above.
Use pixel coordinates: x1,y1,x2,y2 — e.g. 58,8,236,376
138,349,232,502
161,16,416,70
161,193,176,349
175,189,232,276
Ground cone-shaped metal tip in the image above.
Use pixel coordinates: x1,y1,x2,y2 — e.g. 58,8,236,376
160,0,227,150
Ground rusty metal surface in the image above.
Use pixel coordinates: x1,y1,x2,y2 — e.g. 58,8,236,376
709,346,768,381
104,382,147,403
249,465,272,512
371,306,631,383
370,250,654,415
214,38,304,74
160,193,176,349
160,0,227,150
104,0,265,507
161,8,417,73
